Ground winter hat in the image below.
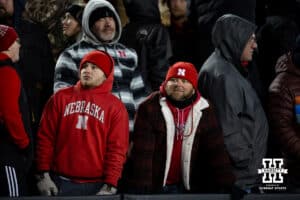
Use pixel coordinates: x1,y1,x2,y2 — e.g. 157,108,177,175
80,50,114,77
0,25,18,52
292,35,300,68
89,7,115,28
165,62,198,89
65,4,84,25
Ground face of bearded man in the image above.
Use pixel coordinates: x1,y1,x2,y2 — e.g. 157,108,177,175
165,78,195,101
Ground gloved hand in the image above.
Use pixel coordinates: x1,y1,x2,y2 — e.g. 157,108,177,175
96,183,117,195
36,172,58,196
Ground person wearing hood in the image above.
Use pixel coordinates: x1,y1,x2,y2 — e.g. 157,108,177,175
198,14,269,193
35,50,129,196
54,0,148,133
123,61,235,194
120,0,172,92
268,35,300,192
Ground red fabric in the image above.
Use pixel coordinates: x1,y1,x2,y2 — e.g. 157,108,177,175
241,61,249,67
166,102,192,185
0,25,18,51
0,53,29,149
165,62,198,89
36,63,128,186
79,50,114,77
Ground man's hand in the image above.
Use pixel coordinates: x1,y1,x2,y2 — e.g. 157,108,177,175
36,172,58,196
96,183,117,195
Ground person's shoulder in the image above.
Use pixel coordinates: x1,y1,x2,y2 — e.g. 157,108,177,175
269,72,290,93
106,93,125,105
140,91,160,106
113,43,138,62
105,94,128,112
200,57,228,78
0,63,18,78
53,86,74,98
115,42,136,53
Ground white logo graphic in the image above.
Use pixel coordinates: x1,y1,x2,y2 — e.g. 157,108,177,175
76,115,89,130
177,68,186,76
258,158,288,183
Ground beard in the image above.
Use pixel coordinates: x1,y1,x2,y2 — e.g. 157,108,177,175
171,13,186,21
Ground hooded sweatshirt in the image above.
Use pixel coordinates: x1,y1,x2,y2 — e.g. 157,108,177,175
37,59,129,186
54,0,147,132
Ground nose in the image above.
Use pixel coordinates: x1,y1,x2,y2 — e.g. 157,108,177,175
82,65,93,73
174,79,185,86
252,41,258,49
104,17,114,26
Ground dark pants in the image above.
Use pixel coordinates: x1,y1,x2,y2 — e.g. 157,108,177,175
162,184,186,194
52,175,104,196
0,165,27,197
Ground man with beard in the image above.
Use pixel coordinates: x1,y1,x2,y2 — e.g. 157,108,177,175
54,0,148,133
123,61,235,194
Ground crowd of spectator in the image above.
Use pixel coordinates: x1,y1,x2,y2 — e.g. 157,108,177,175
1,0,300,199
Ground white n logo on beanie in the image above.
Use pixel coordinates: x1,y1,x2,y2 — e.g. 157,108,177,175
177,68,186,76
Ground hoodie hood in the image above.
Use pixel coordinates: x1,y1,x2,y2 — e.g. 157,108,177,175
82,0,121,44
212,14,256,67
123,0,161,23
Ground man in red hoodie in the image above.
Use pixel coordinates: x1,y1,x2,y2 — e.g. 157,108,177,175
0,24,33,197
35,50,129,196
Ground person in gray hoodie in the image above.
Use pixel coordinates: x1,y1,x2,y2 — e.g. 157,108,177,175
54,0,148,133
198,14,269,193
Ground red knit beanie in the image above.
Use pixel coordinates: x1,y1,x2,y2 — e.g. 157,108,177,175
165,62,198,89
80,50,114,77
0,25,18,52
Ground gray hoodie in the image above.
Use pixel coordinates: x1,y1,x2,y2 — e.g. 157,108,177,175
54,0,147,132
82,0,122,44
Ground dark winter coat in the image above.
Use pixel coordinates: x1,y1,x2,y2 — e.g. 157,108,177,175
198,14,269,190
268,53,300,186
123,91,235,193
